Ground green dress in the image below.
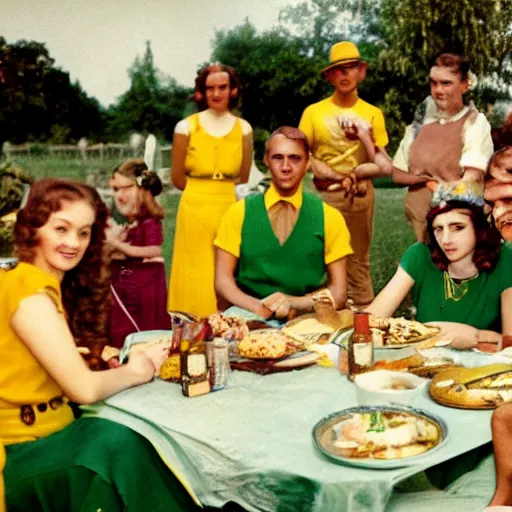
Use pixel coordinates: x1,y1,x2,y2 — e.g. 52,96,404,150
5,418,203,512
400,242,512,331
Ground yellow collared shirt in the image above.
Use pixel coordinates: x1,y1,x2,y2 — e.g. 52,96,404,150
214,183,353,264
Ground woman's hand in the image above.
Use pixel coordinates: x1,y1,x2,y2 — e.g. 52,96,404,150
126,343,170,384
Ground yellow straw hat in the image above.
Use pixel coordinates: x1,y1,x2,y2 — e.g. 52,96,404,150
322,41,363,73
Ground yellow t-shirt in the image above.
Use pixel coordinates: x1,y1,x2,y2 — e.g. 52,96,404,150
184,113,244,179
0,442,4,512
0,262,74,444
214,183,353,264
299,95,389,175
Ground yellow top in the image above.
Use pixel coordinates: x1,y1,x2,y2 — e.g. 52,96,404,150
299,95,389,175
184,113,244,180
214,183,353,264
0,262,74,444
0,442,4,512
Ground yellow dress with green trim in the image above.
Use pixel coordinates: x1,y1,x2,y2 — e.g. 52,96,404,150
0,262,74,445
168,113,243,317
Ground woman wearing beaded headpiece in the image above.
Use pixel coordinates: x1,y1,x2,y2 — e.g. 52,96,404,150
367,181,512,350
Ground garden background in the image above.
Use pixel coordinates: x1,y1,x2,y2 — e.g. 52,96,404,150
1,0,511,296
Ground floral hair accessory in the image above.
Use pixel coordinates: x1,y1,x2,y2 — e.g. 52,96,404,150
135,175,143,187
431,181,485,209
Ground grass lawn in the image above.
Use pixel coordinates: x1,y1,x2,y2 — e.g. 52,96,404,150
10,156,417,301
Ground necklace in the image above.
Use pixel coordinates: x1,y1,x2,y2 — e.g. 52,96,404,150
442,271,479,303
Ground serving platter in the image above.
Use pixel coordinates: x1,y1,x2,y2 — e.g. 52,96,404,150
332,328,445,351
312,405,448,469
119,329,172,363
282,310,354,345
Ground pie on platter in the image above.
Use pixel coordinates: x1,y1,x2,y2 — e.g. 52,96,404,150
430,364,512,409
313,406,445,467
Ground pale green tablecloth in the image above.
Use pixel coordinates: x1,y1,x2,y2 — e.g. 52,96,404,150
84,353,498,512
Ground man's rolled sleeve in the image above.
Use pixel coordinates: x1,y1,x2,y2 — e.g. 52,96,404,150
213,200,245,258
323,204,354,264
460,113,494,171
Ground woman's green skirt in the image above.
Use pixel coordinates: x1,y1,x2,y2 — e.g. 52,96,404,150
5,417,202,511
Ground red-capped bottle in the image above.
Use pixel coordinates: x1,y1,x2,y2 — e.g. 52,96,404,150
348,312,373,379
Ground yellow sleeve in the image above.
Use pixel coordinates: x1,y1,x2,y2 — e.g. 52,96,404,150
213,200,246,258
323,204,354,264
6,266,63,319
371,107,389,148
298,106,314,144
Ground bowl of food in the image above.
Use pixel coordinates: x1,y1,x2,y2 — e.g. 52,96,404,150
354,370,428,406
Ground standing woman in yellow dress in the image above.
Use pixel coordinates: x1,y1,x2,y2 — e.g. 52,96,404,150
168,63,253,317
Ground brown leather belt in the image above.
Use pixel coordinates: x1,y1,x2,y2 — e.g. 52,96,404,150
20,396,65,426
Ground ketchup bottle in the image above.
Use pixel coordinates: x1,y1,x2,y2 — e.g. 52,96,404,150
348,312,373,380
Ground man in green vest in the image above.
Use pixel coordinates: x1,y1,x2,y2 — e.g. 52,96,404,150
214,126,353,319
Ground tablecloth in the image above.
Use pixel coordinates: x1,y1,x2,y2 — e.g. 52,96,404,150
84,348,502,512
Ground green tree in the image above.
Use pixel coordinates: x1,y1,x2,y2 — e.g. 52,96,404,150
0,37,105,145
107,41,191,142
211,20,329,133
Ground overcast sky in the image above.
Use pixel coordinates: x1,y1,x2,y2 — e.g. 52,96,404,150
1,0,292,107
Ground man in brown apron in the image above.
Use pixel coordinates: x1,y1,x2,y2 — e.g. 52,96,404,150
393,53,493,242
299,41,392,307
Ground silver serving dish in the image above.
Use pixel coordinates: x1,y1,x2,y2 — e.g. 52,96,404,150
312,404,448,469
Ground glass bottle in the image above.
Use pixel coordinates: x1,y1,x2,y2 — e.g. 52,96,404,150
159,317,183,383
348,312,373,379
181,322,211,397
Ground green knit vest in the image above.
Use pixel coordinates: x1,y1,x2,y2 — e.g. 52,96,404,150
236,192,326,299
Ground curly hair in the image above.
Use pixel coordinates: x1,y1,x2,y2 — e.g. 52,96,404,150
115,159,164,219
193,63,241,111
14,179,111,370
432,53,470,82
426,201,502,272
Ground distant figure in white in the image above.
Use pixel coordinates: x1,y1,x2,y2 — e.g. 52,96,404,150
129,133,145,157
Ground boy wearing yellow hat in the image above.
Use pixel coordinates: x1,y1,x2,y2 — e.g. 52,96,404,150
299,41,391,307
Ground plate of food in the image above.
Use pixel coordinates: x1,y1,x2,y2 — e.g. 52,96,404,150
237,329,305,359
429,363,512,409
313,405,447,469
332,317,441,350
283,310,354,346
373,349,463,379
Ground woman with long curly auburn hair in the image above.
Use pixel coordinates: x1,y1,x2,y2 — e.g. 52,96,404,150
14,178,110,368
367,182,512,351
168,63,253,317
1,179,201,511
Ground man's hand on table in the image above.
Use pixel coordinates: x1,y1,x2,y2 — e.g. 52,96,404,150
261,292,299,320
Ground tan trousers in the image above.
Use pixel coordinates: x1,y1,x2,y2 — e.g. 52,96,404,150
404,186,433,243
320,181,375,305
